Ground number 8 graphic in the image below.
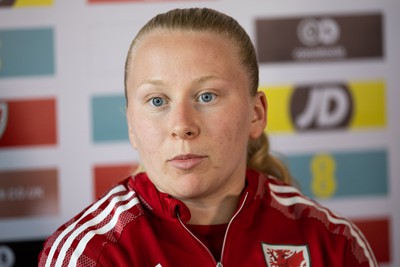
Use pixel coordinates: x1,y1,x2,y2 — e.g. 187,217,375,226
311,154,337,198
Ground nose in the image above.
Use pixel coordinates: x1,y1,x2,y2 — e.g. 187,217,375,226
170,102,200,140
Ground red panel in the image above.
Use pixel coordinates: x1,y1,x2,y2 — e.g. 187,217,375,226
353,218,390,263
0,98,57,147
93,163,138,199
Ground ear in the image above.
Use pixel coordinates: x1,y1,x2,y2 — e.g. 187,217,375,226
126,110,138,149
249,91,267,139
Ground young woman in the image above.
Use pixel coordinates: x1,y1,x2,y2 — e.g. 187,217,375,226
39,8,377,267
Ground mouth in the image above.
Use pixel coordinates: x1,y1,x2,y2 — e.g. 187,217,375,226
167,154,207,170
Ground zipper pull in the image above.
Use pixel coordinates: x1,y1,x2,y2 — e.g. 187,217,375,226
216,262,223,267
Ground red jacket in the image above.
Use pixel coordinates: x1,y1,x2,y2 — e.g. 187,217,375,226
39,170,377,267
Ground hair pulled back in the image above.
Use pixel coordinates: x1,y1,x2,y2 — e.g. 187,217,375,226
124,8,291,184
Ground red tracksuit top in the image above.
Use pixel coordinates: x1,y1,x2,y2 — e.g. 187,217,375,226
39,169,377,267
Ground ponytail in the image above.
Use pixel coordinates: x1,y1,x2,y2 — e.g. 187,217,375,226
247,132,292,184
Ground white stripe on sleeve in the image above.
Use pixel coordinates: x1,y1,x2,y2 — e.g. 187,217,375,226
45,185,126,267
68,196,140,266
54,191,135,267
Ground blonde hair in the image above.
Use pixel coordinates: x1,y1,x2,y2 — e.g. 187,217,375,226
124,8,292,184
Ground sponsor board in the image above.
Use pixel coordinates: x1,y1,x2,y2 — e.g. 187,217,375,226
256,13,383,63
0,98,57,148
0,28,54,77
0,169,59,218
0,239,44,267
353,217,390,263
261,80,385,133
287,149,388,199
92,95,128,142
0,0,53,7
93,163,138,199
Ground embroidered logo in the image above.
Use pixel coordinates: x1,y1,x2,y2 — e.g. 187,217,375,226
262,243,310,267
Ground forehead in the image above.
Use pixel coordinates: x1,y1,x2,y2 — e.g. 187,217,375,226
126,30,246,84
132,29,240,61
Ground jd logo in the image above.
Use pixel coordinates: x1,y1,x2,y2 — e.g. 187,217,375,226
0,0,16,7
297,18,340,47
290,84,353,131
0,102,8,139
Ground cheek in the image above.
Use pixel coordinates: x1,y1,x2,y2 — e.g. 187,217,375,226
214,102,249,137
129,116,160,151
217,113,250,146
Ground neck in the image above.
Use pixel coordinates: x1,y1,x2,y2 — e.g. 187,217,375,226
183,191,242,225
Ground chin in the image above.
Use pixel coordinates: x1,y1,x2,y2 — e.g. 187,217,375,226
169,180,208,200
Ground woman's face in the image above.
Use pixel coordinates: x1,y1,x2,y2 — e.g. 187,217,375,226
126,30,266,201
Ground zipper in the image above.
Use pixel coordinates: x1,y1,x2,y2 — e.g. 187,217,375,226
219,192,248,265
177,215,217,265
177,192,249,267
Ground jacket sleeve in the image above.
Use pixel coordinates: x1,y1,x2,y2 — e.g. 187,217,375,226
341,223,378,267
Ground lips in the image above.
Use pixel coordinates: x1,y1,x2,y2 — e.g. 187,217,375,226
167,154,207,170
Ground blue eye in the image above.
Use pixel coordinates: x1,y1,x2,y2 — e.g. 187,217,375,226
150,97,165,107
199,93,215,103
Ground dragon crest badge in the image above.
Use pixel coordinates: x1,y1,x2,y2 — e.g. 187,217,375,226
262,243,310,267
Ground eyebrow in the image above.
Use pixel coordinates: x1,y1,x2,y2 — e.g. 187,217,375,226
138,75,224,88
138,79,165,87
193,75,223,84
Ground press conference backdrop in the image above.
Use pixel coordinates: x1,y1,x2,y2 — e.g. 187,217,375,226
0,0,399,266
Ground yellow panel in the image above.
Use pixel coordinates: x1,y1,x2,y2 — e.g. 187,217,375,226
14,0,53,7
260,86,294,133
349,80,386,129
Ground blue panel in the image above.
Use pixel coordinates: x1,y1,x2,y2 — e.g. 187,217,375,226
92,95,128,142
0,28,55,78
287,149,388,199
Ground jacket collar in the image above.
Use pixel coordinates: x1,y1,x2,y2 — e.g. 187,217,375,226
127,169,268,223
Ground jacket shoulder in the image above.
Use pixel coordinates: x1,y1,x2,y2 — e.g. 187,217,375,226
265,177,377,266
39,177,144,266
